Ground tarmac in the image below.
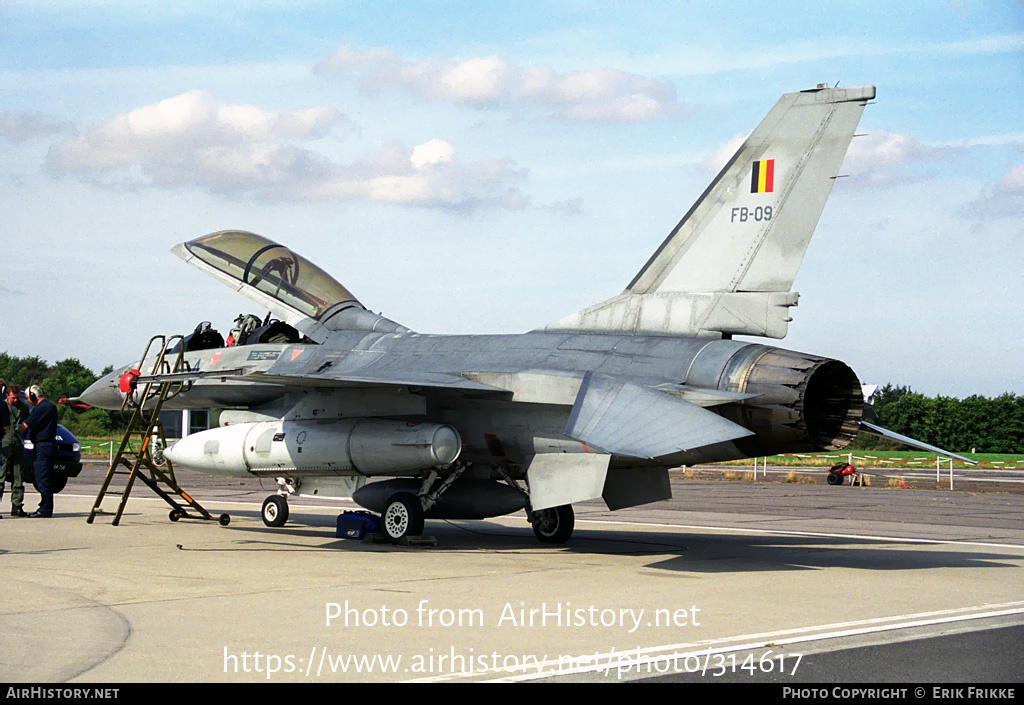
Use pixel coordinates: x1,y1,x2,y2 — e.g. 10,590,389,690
1,461,1022,683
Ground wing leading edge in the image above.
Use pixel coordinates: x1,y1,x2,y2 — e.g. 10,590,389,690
136,367,510,396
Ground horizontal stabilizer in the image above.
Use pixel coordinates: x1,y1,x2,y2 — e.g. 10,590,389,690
565,373,753,459
860,421,978,465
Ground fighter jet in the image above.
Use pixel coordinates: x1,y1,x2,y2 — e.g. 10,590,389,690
81,84,967,543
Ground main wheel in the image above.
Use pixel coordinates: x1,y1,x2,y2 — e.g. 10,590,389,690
826,471,843,486
382,493,424,542
262,495,289,527
532,504,574,544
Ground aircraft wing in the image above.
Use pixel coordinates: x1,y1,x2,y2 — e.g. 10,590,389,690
135,367,510,396
565,372,754,458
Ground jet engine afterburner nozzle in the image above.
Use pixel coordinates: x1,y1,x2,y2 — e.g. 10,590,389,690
799,358,864,450
719,345,863,453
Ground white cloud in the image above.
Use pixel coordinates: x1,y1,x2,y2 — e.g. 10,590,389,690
703,129,962,188
934,133,1024,149
997,164,1024,193
0,110,71,142
45,92,529,210
702,133,747,175
701,129,933,184
305,141,529,210
838,131,936,185
410,138,455,169
315,44,683,123
962,163,1024,219
619,33,1024,79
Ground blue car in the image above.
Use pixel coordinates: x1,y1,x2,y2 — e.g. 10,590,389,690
23,424,83,494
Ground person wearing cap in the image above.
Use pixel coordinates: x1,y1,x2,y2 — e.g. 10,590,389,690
20,385,58,518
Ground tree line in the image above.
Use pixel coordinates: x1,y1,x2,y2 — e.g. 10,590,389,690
0,354,1021,453
853,383,1024,454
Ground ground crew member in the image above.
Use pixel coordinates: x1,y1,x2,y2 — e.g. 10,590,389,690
1,384,30,517
21,385,58,518
0,379,5,518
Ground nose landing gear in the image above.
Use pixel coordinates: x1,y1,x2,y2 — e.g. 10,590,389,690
262,495,289,527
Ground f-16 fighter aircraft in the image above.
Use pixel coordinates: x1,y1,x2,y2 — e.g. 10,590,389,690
81,84,967,543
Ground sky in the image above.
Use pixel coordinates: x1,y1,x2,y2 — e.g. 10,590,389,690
1,0,1021,398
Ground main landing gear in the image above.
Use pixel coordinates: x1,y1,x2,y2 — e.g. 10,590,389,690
381,492,425,542
529,504,575,544
377,465,467,543
498,467,575,544
259,467,579,545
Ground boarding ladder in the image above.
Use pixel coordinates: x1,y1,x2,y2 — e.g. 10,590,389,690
87,335,229,527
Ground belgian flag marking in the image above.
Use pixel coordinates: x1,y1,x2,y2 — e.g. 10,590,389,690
751,159,775,193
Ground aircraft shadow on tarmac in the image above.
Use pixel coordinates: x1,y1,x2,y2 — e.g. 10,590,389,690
159,510,1020,575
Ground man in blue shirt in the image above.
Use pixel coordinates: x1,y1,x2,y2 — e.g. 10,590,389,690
21,385,58,518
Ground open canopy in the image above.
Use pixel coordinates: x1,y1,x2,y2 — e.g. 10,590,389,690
182,230,357,320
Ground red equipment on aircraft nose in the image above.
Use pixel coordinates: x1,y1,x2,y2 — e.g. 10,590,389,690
118,369,141,394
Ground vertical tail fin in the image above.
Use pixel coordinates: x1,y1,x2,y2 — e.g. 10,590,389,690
541,84,875,339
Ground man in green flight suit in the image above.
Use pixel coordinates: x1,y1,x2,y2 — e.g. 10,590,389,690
1,383,30,517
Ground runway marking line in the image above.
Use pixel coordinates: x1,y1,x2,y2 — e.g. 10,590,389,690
410,601,1024,683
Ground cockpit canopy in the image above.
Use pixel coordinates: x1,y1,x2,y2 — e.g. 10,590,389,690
182,230,357,320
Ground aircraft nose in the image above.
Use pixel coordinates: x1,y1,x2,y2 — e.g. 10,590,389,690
80,370,124,410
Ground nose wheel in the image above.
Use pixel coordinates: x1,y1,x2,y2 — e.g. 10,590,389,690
262,495,289,527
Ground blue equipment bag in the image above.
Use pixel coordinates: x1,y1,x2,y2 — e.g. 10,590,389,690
336,510,381,540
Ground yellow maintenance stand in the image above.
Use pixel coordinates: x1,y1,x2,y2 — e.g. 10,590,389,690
87,335,229,526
